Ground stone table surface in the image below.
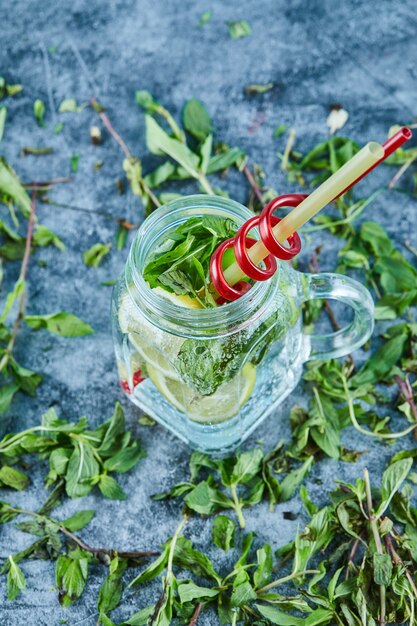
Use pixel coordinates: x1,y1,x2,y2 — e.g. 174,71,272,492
1,0,416,624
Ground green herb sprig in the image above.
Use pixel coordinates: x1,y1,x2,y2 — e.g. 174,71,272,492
153,447,313,529
0,402,145,499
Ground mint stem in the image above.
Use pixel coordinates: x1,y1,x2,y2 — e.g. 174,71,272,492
364,469,386,626
230,484,245,529
256,569,320,594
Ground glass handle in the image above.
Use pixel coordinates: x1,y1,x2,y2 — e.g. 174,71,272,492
301,273,374,361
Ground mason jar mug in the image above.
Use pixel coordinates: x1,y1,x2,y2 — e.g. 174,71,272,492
112,196,374,453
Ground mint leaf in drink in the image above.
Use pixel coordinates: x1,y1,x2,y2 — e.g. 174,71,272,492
143,215,237,307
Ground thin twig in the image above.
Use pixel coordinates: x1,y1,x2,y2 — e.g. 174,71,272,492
0,189,37,371
40,197,136,228
91,98,132,160
388,152,417,189
90,98,161,209
242,164,264,204
188,602,202,626
59,525,158,560
23,177,72,190
345,537,361,579
364,469,386,626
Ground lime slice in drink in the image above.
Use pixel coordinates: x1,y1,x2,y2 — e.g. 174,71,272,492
152,286,204,309
118,289,202,335
129,333,183,381
118,290,203,382
147,362,256,423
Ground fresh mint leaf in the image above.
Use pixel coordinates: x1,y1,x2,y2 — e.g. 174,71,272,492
145,115,199,176
83,242,112,267
97,559,127,614
7,556,26,600
253,544,273,589
33,224,65,251
65,441,100,498
25,312,94,337
61,510,96,532
103,441,145,473
33,99,46,126
98,475,127,500
227,20,252,39
0,465,29,490
183,99,212,142
212,515,236,550
184,481,219,515
197,11,212,27
177,580,218,603
56,550,90,606
58,98,79,113
373,553,392,586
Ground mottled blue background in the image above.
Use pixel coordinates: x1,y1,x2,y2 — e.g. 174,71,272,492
1,1,416,624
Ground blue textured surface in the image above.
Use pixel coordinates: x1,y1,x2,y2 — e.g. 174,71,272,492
0,1,416,623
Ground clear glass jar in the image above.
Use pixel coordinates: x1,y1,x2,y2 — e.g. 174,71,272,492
112,195,374,453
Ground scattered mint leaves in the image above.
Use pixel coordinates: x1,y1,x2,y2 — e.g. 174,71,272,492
197,11,213,27
153,447,313,528
245,83,274,95
58,98,79,113
0,402,145,499
70,153,79,172
83,242,112,267
0,77,23,100
33,99,46,127
227,20,252,39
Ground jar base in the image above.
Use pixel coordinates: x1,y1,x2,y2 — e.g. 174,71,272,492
126,365,302,454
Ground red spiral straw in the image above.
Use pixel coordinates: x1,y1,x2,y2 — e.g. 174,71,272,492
336,127,412,197
210,193,306,302
210,127,412,302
